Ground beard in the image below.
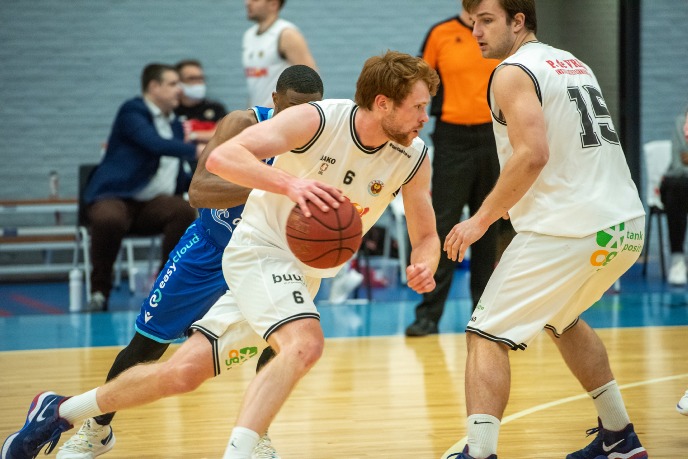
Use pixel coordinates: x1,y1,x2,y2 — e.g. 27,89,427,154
381,117,416,147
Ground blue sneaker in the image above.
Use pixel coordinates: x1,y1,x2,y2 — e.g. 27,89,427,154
566,418,648,459
2,392,73,459
446,445,498,459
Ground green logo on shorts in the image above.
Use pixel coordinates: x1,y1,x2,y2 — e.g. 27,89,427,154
225,346,259,370
596,223,625,249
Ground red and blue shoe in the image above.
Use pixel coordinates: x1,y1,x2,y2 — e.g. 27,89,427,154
446,445,498,459
1,392,73,459
567,418,648,459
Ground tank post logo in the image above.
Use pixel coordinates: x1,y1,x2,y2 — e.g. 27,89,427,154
225,347,259,370
590,223,643,267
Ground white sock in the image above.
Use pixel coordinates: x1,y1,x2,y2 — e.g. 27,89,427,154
58,388,103,424
466,414,500,458
589,380,631,431
223,426,260,459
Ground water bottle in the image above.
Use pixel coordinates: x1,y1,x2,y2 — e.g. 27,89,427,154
69,268,83,312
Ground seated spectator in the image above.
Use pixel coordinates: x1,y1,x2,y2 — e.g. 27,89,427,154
174,59,227,145
660,105,688,286
83,63,202,311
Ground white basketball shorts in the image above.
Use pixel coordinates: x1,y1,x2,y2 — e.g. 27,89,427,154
467,216,645,350
191,242,321,375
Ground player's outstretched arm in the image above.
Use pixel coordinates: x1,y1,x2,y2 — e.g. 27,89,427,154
401,156,439,294
205,103,343,216
444,65,549,262
188,110,257,209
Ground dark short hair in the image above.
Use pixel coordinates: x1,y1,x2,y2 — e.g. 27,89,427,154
463,0,537,34
276,65,324,96
277,0,286,9
141,63,177,93
174,59,203,73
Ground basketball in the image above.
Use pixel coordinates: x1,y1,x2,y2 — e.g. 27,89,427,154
286,198,363,269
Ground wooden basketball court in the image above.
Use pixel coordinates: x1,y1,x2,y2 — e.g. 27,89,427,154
1,326,686,458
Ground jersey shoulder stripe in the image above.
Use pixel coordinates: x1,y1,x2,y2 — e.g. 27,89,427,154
489,62,542,125
403,144,428,186
349,106,385,154
292,102,325,154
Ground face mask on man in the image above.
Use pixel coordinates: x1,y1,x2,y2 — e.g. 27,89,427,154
181,83,206,100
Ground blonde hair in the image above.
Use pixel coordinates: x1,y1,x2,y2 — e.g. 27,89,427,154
354,50,439,110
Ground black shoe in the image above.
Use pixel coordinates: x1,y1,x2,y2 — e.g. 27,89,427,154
405,317,438,337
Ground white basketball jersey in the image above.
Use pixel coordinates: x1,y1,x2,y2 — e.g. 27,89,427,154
232,99,428,278
242,18,296,108
488,42,645,237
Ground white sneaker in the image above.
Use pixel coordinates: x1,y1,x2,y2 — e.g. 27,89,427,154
56,418,115,459
668,256,687,286
677,390,688,416
252,433,281,459
328,269,364,304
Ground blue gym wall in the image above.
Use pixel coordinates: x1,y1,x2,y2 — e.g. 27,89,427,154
0,0,686,201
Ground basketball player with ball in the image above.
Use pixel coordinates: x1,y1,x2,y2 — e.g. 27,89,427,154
201,49,441,458
1,51,440,459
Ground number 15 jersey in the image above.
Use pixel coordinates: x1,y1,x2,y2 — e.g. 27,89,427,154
488,41,645,237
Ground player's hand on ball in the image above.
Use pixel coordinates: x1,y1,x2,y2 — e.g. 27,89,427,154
406,263,436,294
287,178,344,217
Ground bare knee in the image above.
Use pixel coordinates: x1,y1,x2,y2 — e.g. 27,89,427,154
157,359,212,395
268,319,324,376
466,331,509,355
156,335,215,395
279,336,324,375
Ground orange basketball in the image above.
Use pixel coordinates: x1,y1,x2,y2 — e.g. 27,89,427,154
286,198,363,269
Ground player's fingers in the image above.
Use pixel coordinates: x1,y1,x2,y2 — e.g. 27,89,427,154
296,198,312,217
410,274,435,293
444,232,460,261
443,230,454,253
457,242,467,263
310,186,342,211
417,278,436,293
405,265,421,285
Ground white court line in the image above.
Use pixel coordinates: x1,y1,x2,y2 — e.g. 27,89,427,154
440,373,688,459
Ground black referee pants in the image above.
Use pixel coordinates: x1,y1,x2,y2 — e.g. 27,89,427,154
414,121,500,321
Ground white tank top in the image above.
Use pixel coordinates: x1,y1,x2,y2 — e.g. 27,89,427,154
242,18,296,108
488,41,645,237
232,99,428,278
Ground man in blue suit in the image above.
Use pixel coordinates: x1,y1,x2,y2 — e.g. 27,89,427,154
83,63,201,311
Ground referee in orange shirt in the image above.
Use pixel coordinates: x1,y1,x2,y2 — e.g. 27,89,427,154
406,8,502,336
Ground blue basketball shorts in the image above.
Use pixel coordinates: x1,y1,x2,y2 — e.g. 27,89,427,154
134,222,228,343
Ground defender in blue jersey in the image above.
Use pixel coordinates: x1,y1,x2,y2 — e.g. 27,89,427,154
44,66,324,459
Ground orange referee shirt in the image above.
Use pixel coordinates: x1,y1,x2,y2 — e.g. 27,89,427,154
420,16,499,125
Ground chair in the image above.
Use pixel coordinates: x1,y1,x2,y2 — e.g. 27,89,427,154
641,140,672,280
75,164,161,301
